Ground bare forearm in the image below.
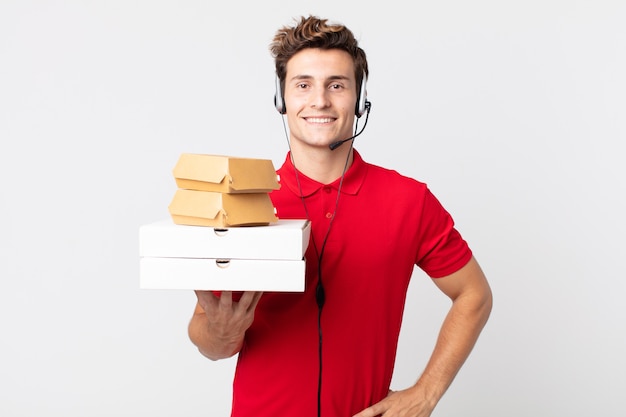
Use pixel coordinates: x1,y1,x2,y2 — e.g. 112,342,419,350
414,286,492,404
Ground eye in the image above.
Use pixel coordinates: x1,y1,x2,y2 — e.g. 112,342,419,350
329,83,343,90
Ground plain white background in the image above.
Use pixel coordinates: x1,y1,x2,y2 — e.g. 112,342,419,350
1,1,624,416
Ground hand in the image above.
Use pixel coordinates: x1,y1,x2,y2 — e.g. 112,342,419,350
193,290,263,358
352,387,436,417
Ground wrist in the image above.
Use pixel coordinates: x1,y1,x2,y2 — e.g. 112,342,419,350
409,379,445,410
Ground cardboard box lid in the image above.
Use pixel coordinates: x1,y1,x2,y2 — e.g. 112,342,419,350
173,153,280,193
168,189,278,227
140,218,310,260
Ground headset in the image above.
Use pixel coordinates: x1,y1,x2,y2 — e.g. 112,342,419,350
274,73,369,118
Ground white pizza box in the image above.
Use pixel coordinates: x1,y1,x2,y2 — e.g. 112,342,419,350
139,218,310,261
140,257,305,292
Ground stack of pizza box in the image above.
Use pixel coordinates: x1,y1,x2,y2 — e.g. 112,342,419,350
139,153,310,292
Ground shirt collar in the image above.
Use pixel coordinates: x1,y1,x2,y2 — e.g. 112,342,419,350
278,149,368,197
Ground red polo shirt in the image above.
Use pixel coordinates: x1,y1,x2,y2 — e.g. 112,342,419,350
230,150,472,417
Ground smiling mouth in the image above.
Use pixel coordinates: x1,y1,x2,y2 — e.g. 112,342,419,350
305,117,335,124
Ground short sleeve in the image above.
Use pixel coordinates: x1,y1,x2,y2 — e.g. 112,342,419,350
415,188,473,278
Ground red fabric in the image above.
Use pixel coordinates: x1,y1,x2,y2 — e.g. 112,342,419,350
230,150,472,417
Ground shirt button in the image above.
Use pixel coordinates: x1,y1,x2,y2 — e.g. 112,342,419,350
325,212,333,219
323,186,331,193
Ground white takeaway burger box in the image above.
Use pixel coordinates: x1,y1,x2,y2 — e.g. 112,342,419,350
139,218,310,292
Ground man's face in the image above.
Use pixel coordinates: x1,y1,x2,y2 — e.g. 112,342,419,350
283,48,358,150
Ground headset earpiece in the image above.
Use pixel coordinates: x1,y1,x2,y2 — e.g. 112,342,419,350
274,75,286,114
356,74,368,118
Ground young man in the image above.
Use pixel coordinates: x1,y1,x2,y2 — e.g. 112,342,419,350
189,16,493,417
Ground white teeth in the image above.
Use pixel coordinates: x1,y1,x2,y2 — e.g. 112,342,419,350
307,117,333,124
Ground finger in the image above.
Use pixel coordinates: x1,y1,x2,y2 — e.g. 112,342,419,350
238,291,263,311
248,291,263,312
194,289,212,301
352,402,386,417
219,291,233,308
194,290,219,311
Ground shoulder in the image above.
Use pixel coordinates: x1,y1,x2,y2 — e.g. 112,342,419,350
361,157,429,195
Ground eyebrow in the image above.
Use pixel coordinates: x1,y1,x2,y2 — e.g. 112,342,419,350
289,74,352,83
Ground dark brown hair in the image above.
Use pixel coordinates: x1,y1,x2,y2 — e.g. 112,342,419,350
269,15,368,91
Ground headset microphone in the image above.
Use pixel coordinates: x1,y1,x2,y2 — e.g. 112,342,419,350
328,101,371,150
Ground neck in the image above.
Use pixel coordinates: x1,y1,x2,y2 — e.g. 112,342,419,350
289,142,354,184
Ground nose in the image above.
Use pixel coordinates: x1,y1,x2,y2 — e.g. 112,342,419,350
309,87,330,109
